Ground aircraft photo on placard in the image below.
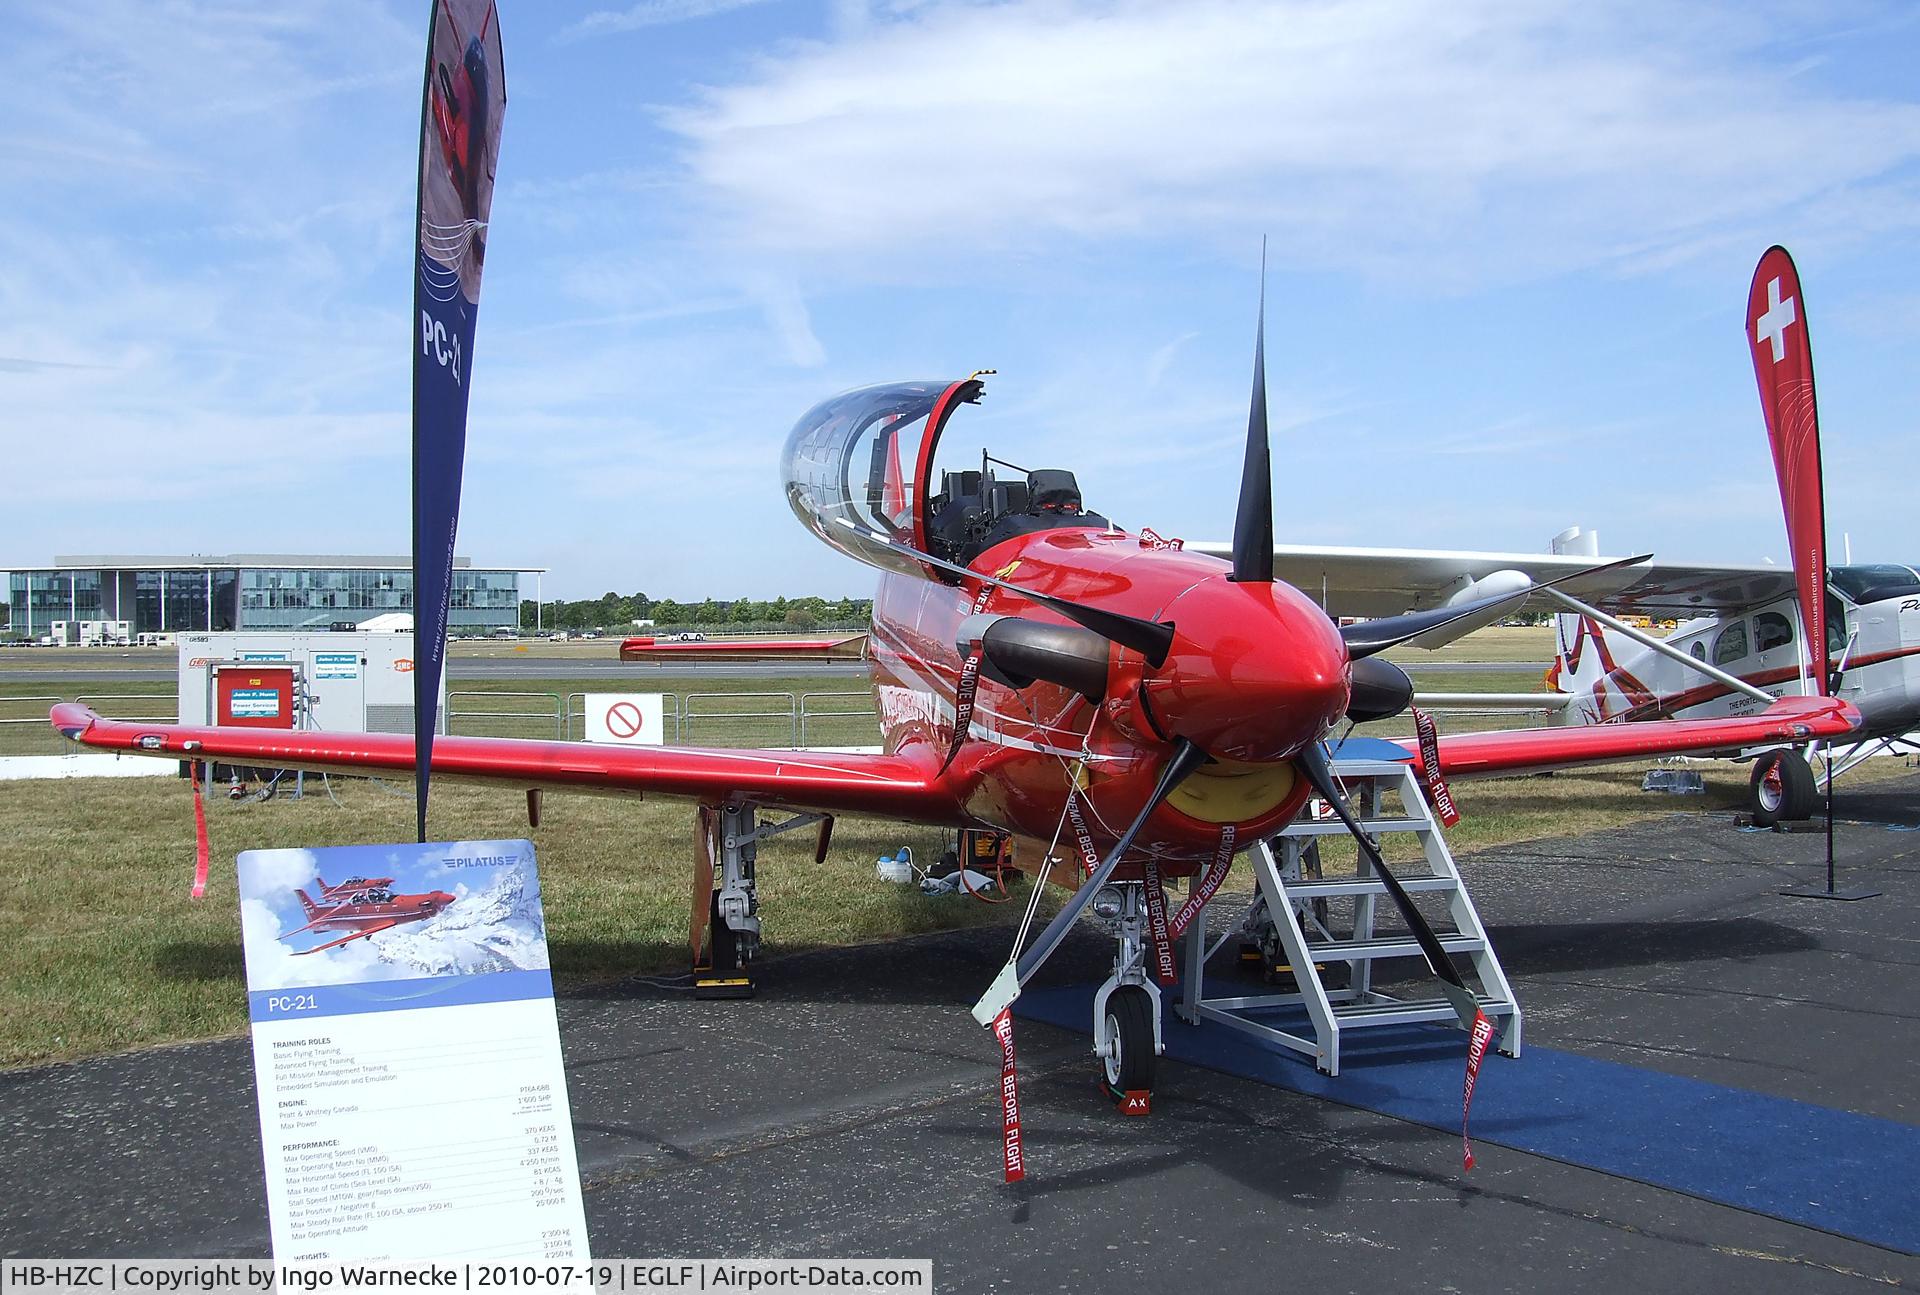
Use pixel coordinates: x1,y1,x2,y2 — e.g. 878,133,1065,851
237,840,550,992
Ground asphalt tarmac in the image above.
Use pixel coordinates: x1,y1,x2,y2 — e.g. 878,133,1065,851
4,776,1917,1290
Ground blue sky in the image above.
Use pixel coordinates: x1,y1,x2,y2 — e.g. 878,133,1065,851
4,0,1919,600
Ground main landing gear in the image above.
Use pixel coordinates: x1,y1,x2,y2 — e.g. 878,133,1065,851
693,802,831,999
1749,748,1817,827
1090,881,1163,1115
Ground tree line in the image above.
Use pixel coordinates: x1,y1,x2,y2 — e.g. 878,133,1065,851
520,593,872,633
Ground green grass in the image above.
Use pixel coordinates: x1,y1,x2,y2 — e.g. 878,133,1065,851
1380,624,1558,665
5,754,1911,1070
0,776,1005,1068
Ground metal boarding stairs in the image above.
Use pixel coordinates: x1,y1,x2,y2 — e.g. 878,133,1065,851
1174,753,1521,1076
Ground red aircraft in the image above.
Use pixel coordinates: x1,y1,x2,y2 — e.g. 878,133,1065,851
314,874,395,900
617,633,867,663
280,880,458,956
52,305,1858,1103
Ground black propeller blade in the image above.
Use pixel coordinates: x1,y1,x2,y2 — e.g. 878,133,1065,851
1341,554,1652,660
1013,738,1209,987
1230,243,1274,584
1294,741,1482,1031
836,518,1176,667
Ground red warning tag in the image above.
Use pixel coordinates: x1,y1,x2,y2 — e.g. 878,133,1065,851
1414,706,1461,827
189,760,210,900
1141,858,1177,985
1064,793,1101,878
993,1009,1025,1183
1169,824,1236,938
1117,1090,1151,1116
940,582,1000,774
1462,1008,1496,1171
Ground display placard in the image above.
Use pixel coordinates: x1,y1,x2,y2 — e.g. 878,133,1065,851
237,839,590,1262
583,693,665,746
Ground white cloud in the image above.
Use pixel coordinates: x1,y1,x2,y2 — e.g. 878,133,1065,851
557,0,777,43
664,0,1920,280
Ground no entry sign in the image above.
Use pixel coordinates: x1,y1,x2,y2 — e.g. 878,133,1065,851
585,693,665,746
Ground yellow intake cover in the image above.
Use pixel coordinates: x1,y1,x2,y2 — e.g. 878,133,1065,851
1166,758,1297,825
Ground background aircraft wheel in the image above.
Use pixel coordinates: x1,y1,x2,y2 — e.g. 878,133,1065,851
1750,749,1817,826
1101,986,1156,1097
708,893,738,972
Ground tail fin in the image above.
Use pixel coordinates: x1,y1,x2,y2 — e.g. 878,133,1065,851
295,888,319,918
1747,246,1830,696
314,874,331,896
1546,528,1607,699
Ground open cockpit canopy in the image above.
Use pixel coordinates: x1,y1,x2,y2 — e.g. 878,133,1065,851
782,376,1109,579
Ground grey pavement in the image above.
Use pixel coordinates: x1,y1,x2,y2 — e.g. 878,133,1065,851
3,774,1917,1292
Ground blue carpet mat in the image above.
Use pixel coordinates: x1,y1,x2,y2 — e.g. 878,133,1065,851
1017,982,1920,1254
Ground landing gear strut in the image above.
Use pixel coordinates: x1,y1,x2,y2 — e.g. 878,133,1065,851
1090,881,1163,1114
693,803,828,998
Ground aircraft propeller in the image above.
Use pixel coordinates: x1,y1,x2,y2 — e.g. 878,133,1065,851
975,737,1210,1021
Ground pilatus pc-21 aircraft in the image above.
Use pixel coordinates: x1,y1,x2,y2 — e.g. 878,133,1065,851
52,291,1859,1105
279,879,457,956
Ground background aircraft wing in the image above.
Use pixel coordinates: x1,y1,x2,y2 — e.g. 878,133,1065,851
1184,541,1795,620
1401,695,1858,780
618,634,868,662
50,704,954,823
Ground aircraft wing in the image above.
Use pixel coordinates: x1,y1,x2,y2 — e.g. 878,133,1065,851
49,704,955,823
278,909,350,941
1184,541,1795,620
293,921,404,956
618,634,867,663
1400,696,1858,781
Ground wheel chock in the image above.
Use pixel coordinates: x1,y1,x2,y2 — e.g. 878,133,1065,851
692,963,754,1000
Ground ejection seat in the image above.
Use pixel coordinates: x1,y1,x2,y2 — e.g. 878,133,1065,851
975,469,1109,553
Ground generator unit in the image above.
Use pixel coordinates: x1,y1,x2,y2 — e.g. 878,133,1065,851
177,631,446,736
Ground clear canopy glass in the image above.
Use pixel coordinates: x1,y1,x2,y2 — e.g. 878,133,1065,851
781,380,953,576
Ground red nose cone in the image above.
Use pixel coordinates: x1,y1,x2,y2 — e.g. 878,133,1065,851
1141,578,1349,762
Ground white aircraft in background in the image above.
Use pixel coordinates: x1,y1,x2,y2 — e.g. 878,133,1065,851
1198,246,1917,825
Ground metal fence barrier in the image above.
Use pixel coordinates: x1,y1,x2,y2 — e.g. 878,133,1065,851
14,685,881,757
682,691,798,749
72,693,175,720
0,695,69,757
446,690,564,739
799,691,878,748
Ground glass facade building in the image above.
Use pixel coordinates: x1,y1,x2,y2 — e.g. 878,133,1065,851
5,555,537,637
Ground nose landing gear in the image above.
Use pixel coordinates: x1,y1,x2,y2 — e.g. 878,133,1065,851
1090,881,1164,1114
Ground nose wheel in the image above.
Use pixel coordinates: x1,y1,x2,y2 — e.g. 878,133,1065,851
1099,985,1156,1110
1091,882,1164,1116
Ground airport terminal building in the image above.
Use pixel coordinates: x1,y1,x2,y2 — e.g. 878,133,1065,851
3,554,541,638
